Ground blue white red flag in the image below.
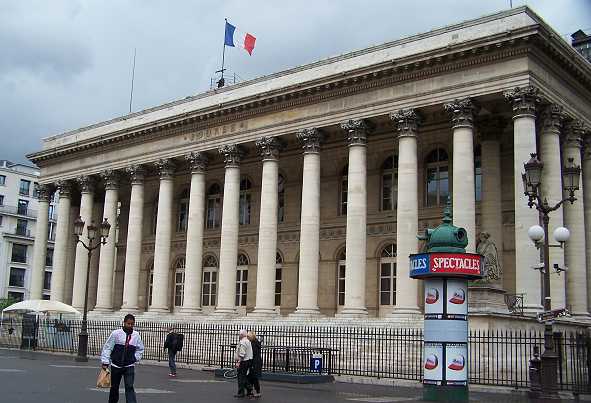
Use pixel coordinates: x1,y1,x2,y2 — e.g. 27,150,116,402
224,20,256,55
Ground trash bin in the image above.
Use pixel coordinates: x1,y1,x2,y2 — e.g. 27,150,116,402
20,314,38,350
310,353,323,373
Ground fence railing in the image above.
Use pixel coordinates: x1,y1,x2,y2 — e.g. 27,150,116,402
0,318,588,393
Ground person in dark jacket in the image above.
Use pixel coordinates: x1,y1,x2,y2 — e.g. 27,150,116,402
247,331,262,398
164,327,179,377
101,314,144,403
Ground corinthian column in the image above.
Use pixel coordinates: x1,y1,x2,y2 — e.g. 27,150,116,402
390,109,421,317
539,106,567,308
251,137,282,317
583,133,591,315
562,120,588,317
292,128,323,317
181,152,208,314
30,185,53,300
504,86,542,312
121,165,145,311
149,159,175,312
214,145,243,316
94,170,120,312
445,98,478,252
51,180,72,302
338,119,371,318
72,175,95,310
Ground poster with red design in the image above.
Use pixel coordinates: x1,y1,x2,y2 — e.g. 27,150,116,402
445,279,468,318
424,279,444,319
423,342,443,385
445,343,468,385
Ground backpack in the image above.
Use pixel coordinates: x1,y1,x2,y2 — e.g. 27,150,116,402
175,333,184,352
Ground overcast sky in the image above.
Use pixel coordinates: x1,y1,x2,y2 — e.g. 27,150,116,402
1,0,589,164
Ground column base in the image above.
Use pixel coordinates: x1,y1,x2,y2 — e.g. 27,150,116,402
570,312,591,323
388,306,422,321
335,307,368,319
289,308,323,319
119,306,141,313
147,306,171,313
468,285,509,314
179,307,204,316
211,307,239,318
92,307,114,313
248,308,279,319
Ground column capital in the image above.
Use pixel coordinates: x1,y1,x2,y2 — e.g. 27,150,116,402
37,184,54,202
154,158,176,179
218,144,244,167
296,128,323,153
478,116,508,142
101,169,121,190
503,85,541,118
186,151,208,173
539,104,565,135
76,175,96,193
125,164,146,184
444,97,479,129
562,118,586,150
341,118,373,146
256,136,283,161
390,108,421,138
55,180,72,198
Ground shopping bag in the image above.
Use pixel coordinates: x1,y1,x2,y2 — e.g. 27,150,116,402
96,367,111,388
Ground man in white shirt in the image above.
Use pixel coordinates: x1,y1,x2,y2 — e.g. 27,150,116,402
233,329,253,398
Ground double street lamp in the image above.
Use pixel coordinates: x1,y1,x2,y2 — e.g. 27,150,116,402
521,153,581,397
73,216,111,362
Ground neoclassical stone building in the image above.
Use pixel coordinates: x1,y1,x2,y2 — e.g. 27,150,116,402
27,7,591,323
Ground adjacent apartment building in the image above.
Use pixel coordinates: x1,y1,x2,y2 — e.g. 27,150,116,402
0,160,57,302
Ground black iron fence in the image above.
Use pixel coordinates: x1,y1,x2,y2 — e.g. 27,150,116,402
0,318,589,392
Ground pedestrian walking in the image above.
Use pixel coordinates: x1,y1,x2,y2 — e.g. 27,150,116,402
233,329,253,398
163,326,183,377
247,331,262,398
100,314,144,403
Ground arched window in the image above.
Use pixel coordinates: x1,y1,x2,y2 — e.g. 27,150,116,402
174,257,186,307
379,244,397,305
236,253,249,306
147,261,154,306
337,248,346,306
339,165,348,216
278,174,285,223
206,183,222,229
177,189,189,232
474,145,482,202
275,252,283,306
425,148,449,207
381,156,398,211
202,255,218,307
239,177,252,225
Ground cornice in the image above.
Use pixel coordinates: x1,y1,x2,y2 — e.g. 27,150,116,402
28,24,591,167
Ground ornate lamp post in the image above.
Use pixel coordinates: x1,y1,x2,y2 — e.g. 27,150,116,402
73,216,111,362
521,153,581,397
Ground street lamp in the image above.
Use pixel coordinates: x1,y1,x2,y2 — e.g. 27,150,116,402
522,153,581,397
73,217,110,362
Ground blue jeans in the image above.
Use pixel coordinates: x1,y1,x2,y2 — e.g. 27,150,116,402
109,366,136,403
168,350,177,374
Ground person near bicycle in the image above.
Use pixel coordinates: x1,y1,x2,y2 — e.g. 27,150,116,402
164,326,183,377
233,329,253,398
247,331,262,398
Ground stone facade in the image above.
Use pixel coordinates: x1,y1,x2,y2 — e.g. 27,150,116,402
27,7,591,325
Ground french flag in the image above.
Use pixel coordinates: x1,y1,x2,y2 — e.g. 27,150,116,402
224,20,256,55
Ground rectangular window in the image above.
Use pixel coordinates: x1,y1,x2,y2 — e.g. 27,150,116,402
0,195,4,205
19,180,31,196
0,175,5,185
239,194,251,225
275,268,282,306
0,216,3,227
202,270,217,306
45,249,54,267
235,268,248,306
33,182,40,198
43,271,52,290
17,199,28,215
338,264,346,306
16,219,28,236
9,267,26,287
340,178,348,215
177,201,188,232
475,159,482,202
48,204,56,220
48,222,56,241
206,197,221,229
8,291,24,302
42,294,50,300
174,271,184,306
11,243,27,263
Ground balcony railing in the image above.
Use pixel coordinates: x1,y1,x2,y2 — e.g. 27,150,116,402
10,227,33,238
0,205,37,218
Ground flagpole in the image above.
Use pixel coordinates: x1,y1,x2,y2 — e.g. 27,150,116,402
218,18,228,88
129,47,137,113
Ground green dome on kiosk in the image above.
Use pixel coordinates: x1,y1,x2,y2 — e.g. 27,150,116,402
419,198,468,253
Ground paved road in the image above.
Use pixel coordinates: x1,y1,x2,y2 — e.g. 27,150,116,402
0,348,560,402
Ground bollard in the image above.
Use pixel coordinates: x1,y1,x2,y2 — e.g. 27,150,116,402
529,345,542,392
